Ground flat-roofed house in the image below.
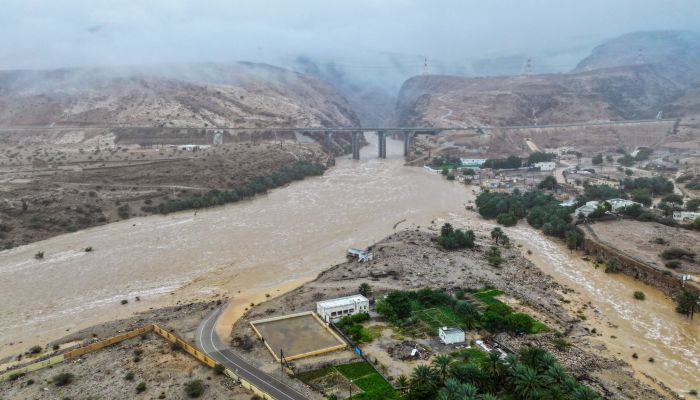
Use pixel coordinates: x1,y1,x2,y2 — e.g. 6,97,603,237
316,295,370,323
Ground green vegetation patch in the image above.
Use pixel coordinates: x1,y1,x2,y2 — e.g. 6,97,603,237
300,362,397,400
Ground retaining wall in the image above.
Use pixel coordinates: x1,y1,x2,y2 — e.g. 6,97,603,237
581,225,700,297
0,324,278,400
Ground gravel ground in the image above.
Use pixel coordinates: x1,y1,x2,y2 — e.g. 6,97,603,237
228,227,669,399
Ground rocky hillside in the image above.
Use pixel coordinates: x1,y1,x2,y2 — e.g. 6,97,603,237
0,62,360,129
397,30,700,127
573,30,700,73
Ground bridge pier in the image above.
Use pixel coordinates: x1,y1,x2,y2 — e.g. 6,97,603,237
351,131,360,160
377,131,386,158
324,131,333,149
403,131,413,156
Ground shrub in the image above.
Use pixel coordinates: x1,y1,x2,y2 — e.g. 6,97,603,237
661,248,695,261
84,246,93,252
121,299,128,305
213,364,226,375
604,260,621,273
136,382,147,393
504,313,534,334
665,260,682,269
125,372,135,381
53,372,74,386
496,212,518,226
34,251,44,259
171,341,183,351
29,345,42,354
184,380,205,398
633,291,646,300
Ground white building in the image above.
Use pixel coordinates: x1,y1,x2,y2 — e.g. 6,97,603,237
460,158,487,168
673,211,700,223
575,201,599,218
607,198,640,211
438,326,465,344
533,161,556,171
316,295,369,323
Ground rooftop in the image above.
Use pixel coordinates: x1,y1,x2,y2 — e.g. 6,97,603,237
439,326,464,334
317,294,369,308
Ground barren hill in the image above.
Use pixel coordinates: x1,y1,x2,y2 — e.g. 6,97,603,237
397,31,700,128
0,62,359,129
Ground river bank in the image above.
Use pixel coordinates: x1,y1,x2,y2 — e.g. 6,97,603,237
0,137,470,363
227,227,668,399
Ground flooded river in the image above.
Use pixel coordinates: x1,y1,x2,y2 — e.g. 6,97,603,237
1,136,697,394
0,136,469,360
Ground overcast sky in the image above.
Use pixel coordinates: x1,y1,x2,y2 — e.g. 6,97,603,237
2,0,699,72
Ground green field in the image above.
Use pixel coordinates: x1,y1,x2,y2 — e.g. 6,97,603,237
300,362,397,400
414,306,464,330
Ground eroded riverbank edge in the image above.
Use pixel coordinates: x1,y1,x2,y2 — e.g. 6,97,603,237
226,227,677,399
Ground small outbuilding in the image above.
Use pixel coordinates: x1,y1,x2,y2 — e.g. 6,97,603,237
316,294,370,323
438,326,465,344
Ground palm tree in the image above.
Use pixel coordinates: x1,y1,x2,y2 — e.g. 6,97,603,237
518,346,551,372
438,379,479,400
491,227,503,244
396,374,409,389
508,364,545,400
572,385,602,400
358,283,372,298
411,364,438,389
675,290,700,319
432,354,453,384
482,352,506,386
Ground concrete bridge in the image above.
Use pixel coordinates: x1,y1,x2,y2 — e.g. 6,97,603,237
0,118,677,159
298,128,441,160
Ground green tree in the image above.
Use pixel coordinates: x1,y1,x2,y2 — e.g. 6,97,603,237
537,176,558,190
675,290,700,319
358,283,372,297
432,354,453,384
184,380,204,398
487,246,503,267
591,154,603,165
686,198,700,212
509,364,544,400
496,212,518,226
491,227,504,244
663,193,684,205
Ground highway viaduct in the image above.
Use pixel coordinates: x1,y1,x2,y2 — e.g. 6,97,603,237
0,118,677,159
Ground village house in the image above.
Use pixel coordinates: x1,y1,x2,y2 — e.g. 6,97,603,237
316,294,369,323
438,326,465,344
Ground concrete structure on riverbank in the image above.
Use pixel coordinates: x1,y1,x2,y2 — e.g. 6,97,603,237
316,295,369,323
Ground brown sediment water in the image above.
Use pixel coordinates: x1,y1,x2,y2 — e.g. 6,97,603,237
0,136,470,361
507,224,700,394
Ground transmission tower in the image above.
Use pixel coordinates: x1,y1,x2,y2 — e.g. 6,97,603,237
523,57,533,75
423,57,429,75
636,48,645,65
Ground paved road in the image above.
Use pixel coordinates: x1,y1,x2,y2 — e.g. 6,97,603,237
0,118,677,133
196,307,308,400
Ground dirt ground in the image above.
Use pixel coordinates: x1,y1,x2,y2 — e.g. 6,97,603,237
589,220,700,275
0,132,328,248
228,227,668,399
0,301,256,399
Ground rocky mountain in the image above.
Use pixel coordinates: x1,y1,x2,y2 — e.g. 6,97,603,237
397,30,700,127
573,30,700,73
0,62,360,129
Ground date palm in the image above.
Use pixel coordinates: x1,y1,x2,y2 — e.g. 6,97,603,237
491,227,504,244
432,353,453,384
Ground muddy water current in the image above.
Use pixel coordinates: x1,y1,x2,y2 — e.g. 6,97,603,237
1,136,697,393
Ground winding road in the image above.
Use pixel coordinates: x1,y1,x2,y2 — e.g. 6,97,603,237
196,306,308,400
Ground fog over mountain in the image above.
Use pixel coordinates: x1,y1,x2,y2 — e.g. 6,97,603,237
2,1,700,125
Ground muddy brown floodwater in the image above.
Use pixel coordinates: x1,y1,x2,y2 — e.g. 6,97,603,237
0,136,469,361
449,213,700,394
1,136,697,395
